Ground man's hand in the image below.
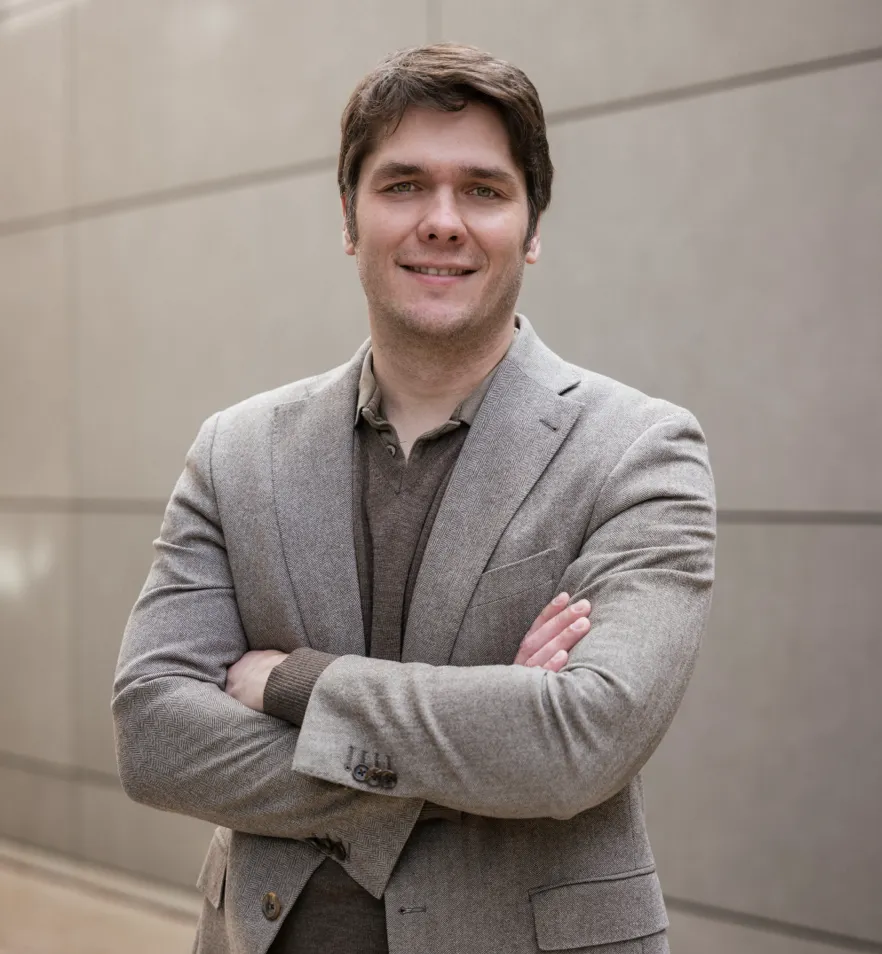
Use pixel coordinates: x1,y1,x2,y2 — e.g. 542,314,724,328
514,593,591,672
225,649,288,711
225,593,590,711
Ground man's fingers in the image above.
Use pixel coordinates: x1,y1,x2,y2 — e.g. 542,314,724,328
515,597,591,665
526,615,590,669
524,592,569,640
540,649,568,672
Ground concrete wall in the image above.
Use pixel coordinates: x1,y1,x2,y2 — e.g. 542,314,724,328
1,2,880,950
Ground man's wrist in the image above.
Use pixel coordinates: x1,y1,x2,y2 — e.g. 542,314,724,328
263,647,338,725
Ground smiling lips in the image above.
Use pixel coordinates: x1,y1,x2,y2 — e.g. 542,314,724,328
401,264,476,277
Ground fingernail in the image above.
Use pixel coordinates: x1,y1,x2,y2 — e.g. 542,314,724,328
553,593,568,606
572,599,589,612
571,617,589,631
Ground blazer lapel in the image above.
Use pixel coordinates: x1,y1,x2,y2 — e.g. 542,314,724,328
403,321,582,666
271,346,368,657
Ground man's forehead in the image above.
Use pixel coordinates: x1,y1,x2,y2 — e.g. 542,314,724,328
362,103,522,182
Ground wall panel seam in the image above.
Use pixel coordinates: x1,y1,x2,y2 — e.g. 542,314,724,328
666,895,882,952
0,156,338,238
544,45,882,128
2,499,881,525
0,841,201,919
2,46,881,237
0,749,120,789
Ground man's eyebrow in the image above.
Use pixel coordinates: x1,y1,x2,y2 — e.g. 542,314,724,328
459,165,520,190
368,161,520,190
369,161,425,181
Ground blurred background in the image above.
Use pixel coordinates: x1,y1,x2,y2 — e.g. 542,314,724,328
1,1,880,952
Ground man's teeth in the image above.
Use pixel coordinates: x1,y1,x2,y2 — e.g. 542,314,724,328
407,266,469,276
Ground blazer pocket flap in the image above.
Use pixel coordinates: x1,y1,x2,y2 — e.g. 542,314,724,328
529,867,668,950
196,827,231,909
470,548,558,608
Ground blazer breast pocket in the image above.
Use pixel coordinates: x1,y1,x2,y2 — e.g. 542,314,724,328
452,548,558,666
470,547,559,608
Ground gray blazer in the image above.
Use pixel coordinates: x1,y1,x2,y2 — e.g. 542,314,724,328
113,316,716,954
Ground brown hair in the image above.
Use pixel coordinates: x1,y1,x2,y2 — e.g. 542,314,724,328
338,43,553,247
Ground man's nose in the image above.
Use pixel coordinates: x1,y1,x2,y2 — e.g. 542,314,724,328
417,191,465,244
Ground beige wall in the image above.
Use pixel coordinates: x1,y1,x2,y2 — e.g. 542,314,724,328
1,2,880,951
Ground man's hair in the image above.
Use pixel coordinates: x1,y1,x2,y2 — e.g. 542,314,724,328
338,43,553,248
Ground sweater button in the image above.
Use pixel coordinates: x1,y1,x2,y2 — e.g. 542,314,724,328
261,892,282,921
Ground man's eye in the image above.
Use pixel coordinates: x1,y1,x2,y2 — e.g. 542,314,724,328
471,186,497,198
388,182,416,193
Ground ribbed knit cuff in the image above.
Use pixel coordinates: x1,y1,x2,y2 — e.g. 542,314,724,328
416,802,463,824
263,648,338,726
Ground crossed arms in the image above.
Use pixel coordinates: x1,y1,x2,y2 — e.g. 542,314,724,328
112,408,715,895
223,592,592,714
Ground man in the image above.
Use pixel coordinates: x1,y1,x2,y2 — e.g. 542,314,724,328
113,44,715,954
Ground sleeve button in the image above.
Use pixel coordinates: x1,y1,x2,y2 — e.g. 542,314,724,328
352,763,370,783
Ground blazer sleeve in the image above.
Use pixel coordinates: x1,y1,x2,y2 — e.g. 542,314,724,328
111,414,423,898
289,410,716,820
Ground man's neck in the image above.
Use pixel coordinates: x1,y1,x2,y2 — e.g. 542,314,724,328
369,318,515,453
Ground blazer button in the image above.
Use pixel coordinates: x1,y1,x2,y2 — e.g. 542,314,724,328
352,763,370,783
261,892,282,921
379,769,397,789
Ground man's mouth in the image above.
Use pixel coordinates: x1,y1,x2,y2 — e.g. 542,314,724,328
401,265,476,277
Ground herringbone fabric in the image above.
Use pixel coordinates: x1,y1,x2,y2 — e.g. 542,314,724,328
265,343,494,953
113,316,716,954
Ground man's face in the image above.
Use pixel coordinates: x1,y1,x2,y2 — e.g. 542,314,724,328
344,101,540,344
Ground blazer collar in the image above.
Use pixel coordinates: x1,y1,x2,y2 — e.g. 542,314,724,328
271,316,582,660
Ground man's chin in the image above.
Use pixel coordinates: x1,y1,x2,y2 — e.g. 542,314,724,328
388,304,481,340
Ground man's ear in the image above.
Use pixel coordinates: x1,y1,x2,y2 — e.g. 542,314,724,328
525,218,541,265
341,195,355,256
